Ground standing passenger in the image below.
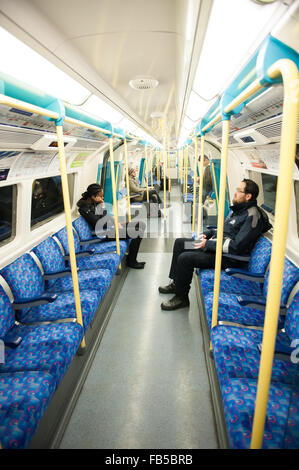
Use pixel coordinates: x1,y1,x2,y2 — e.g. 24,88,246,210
77,184,146,269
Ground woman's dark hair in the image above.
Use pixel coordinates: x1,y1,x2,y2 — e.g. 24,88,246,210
81,183,102,199
242,178,259,200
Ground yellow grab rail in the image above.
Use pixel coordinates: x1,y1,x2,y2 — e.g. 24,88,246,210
157,149,161,184
123,138,131,222
250,59,299,449
145,145,149,203
211,119,230,330
197,135,205,236
0,94,59,121
163,132,167,219
56,125,86,348
150,147,153,188
108,137,120,256
211,162,219,208
184,146,188,203
192,137,198,233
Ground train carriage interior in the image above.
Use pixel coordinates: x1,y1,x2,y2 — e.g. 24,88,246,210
0,0,298,452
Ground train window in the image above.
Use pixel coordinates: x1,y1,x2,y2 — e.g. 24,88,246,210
31,175,74,228
294,180,299,237
0,185,17,246
261,173,277,215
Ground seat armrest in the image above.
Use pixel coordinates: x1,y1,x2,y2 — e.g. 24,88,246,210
3,330,22,348
225,268,265,282
237,295,287,314
44,269,80,279
13,293,58,309
222,253,251,262
79,237,106,246
258,340,294,361
64,251,94,260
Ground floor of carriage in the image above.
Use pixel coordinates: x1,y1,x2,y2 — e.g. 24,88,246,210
59,186,218,449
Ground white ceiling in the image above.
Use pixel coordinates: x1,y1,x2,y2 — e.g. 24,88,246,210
0,0,213,144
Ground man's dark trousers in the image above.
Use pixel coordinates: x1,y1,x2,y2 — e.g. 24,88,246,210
169,238,241,297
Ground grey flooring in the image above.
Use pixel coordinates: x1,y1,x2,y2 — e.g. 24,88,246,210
59,185,218,449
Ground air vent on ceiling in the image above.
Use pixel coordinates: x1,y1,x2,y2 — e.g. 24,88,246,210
257,117,299,139
73,139,105,149
129,77,159,91
0,129,41,146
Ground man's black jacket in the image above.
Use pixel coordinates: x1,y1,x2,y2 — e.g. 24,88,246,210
203,200,271,256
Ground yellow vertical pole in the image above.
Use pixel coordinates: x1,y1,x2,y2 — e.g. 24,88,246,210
211,119,230,329
56,125,85,349
115,164,120,191
211,162,219,208
250,59,299,449
163,130,167,219
157,149,161,184
179,149,183,184
145,144,149,203
123,138,131,223
150,146,153,188
109,137,120,256
184,145,189,203
192,136,198,233
167,138,171,192
197,135,205,236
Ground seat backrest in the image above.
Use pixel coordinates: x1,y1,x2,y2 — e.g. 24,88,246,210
247,236,272,274
0,253,44,302
284,291,299,343
55,226,81,256
0,284,15,338
72,217,93,241
263,258,299,304
33,236,66,274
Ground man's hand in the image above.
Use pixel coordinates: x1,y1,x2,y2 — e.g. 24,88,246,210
193,234,207,250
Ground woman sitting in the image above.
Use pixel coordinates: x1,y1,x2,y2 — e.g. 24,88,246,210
77,184,146,269
128,168,163,216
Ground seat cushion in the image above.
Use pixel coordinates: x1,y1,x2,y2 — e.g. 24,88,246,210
204,292,284,330
46,268,113,296
0,322,83,385
91,240,128,258
75,253,120,274
17,290,101,331
0,371,56,449
212,329,297,387
221,378,299,449
200,269,263,296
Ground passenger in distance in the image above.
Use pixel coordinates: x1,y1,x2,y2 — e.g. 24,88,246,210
158,179,271,310
77,183,146,269
128,168,164,216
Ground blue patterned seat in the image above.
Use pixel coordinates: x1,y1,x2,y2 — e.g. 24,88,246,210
211,292,299,387
0,253,102,330
204,258,299,330
72,216,129,257
199,236,272,296
0,285,84,383
221,378,299,449
33,236,114,293
0,371,56,449
54,227,120,275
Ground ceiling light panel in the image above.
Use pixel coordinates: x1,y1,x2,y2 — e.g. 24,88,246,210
81,95,124,124
0,27,90,105
192,0,281,99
